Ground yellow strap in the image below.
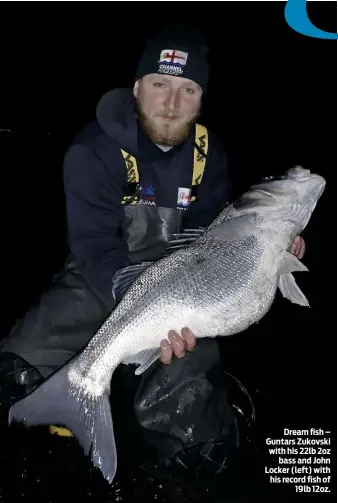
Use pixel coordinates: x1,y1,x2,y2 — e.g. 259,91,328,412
120,149,139,183
120,149,139,205
193,123,208,186
190,123,208,202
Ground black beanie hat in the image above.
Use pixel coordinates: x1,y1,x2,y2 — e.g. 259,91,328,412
135,23,209,92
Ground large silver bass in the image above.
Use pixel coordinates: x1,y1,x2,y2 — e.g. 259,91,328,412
9,166,326,484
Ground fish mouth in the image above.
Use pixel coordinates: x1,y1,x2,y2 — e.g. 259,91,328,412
308,179,326,204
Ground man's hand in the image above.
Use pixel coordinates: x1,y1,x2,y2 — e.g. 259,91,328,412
160,328,196,364
291,236,306,260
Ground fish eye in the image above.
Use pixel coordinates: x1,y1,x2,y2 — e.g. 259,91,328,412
261,174,287,181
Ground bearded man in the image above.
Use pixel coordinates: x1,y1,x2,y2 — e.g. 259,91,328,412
0,23,305,478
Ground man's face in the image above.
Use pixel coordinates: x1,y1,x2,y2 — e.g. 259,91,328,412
133,74,202,147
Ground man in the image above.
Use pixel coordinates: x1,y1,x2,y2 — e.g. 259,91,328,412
0,23,305,475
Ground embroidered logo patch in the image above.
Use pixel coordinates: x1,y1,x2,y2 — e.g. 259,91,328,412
177,187,191,207
137,184,156,206
159,49,188,66
158,49,188,76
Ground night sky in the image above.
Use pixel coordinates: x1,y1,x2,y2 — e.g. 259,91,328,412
0,1,336,501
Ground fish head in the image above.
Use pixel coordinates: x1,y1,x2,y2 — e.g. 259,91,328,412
233,165,326,234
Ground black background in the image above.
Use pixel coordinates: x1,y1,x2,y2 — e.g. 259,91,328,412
0,1,336,502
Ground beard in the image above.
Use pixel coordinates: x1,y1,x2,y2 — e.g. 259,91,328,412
135,97,200,147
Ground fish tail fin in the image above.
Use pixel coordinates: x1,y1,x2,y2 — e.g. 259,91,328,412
8,364,117,484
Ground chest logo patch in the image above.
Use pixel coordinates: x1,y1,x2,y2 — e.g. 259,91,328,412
177,187,191,208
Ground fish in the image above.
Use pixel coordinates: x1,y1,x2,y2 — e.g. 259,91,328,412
8,165,326,484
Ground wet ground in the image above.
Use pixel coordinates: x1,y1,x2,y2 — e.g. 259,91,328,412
0,365,254,503
0,402,257,503
0,347,334,503
0,426,247,502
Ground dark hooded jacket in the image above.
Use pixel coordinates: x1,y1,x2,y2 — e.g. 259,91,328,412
63,88,231,297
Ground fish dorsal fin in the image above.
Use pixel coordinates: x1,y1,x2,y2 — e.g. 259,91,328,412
163,227,206,256
162,204,233,257
164,214,257,256
112,262,153,301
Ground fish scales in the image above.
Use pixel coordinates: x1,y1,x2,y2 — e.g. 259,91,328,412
76,233,271,391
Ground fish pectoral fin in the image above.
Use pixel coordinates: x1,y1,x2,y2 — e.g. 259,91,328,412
112,262,154,301
278,272,310,307
278,251,309,275
277,252,309,306
122,347,161,375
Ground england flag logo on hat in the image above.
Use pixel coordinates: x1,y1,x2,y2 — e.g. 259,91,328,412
159,49,188,67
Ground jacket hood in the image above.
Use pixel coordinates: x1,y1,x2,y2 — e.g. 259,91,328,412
96,88,138,155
